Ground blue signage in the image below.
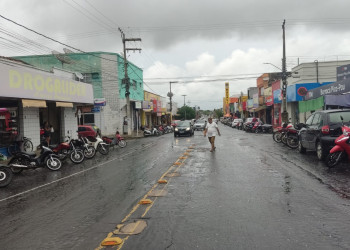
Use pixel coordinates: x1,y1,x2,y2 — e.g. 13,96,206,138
91,106,100,113
273,89,282,104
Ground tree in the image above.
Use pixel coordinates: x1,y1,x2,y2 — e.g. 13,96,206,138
214,109,223,118
177,106,196,120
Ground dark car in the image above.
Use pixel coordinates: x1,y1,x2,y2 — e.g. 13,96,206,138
298,109,350,160
78,125,99,138
174,120,194,137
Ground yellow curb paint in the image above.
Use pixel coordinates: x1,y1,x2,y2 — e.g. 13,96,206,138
158,179,168,184
139,199,152,205
179,157,187,159
101,236,123,246
174,162,182,165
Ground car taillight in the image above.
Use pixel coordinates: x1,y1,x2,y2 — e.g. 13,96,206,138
321,125,330,134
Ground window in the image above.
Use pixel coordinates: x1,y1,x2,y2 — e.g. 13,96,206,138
329,112,350,123
78,127,86,132
311,113,321,125
305,114,314,125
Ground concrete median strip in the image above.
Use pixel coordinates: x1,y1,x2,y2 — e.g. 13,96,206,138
96,146,195,249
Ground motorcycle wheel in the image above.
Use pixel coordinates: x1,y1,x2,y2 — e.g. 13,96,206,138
0,167,13,187
118,140,127,148
46,156,62,171
281,134,288,144
98,143,110,155
286,136,299,149
8,158,24,174
84,146,96,159
272,132,282,143
23,140,33,152
326,151,343,168
70,150,85,164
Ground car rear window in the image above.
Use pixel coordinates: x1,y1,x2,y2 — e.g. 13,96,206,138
328,112,350,123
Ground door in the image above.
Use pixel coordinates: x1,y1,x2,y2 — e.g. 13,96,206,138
306,113,321,150
300,114,314,149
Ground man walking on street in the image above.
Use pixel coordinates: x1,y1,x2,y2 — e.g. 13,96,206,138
204,118,221,152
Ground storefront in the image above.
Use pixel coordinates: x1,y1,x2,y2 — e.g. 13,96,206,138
0,59,94,152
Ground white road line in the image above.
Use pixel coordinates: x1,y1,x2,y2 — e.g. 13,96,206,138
0,143,155,203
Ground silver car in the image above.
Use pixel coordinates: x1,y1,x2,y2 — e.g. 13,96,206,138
193,120,206,130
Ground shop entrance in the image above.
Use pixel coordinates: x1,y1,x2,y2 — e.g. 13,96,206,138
39,102,61,144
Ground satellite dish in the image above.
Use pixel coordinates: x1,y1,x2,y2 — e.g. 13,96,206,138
63,48,74,54
52,50,74,64
74,72,84,80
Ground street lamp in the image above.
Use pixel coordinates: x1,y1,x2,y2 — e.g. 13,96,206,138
263,62,282,71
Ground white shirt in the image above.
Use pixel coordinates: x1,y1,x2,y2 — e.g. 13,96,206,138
206,122,218,137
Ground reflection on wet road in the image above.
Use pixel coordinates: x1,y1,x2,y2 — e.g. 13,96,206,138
1,125,350,250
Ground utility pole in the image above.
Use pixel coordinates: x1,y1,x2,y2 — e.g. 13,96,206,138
314,60,319,83
118,28,141,135
281,19,288,124
182,94,187,120
168,81,177,114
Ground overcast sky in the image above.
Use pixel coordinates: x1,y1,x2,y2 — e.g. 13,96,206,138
1,0,350,109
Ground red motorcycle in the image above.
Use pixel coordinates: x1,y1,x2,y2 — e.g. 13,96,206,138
102,131,127,148
326,117,350,168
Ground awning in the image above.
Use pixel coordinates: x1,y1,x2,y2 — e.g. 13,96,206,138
22,99,47,108
299,96,324,113
56,102,73,108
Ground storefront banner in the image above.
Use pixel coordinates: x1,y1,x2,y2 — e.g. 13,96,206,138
264,87,272,97
253,93,259,108
299,96,324,113
273,89,282,104
266,96,273,106
152,99,157,112
157,100,161,112
337,64,350,81
324,94,350,107
242,101,247,111
0,63,93,103
247,99,253,108
305,80,347,100
230,97,238,103
142,101,149,109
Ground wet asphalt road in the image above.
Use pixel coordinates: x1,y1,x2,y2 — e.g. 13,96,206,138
1,124,350,250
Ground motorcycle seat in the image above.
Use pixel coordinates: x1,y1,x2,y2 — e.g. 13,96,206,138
49,144,58,149
20,151,36,157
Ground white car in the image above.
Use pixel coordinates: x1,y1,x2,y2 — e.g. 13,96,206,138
232,119,243,128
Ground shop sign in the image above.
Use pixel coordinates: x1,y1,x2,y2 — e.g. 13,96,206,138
305,80,349,100
142,101,149,109
266,96,273,106
225,82,230,105
81,106,92,113
135,101,141,109
157,101,161,112
0,63,93,103
91,107,100,113
94,98,106,106
337,64,350,81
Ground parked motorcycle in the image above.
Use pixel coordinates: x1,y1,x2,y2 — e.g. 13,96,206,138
102,132,127,148
144,127,160,136
8,146,62,174
326,116,350,167
79,136,97,159
0,165,13,187
85,136,109,155
50,137,85,164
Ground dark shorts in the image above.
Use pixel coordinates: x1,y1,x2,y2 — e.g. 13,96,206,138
208,136,215,143
44,130,51,138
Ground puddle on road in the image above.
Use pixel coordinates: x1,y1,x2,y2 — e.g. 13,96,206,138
113,220,147,235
